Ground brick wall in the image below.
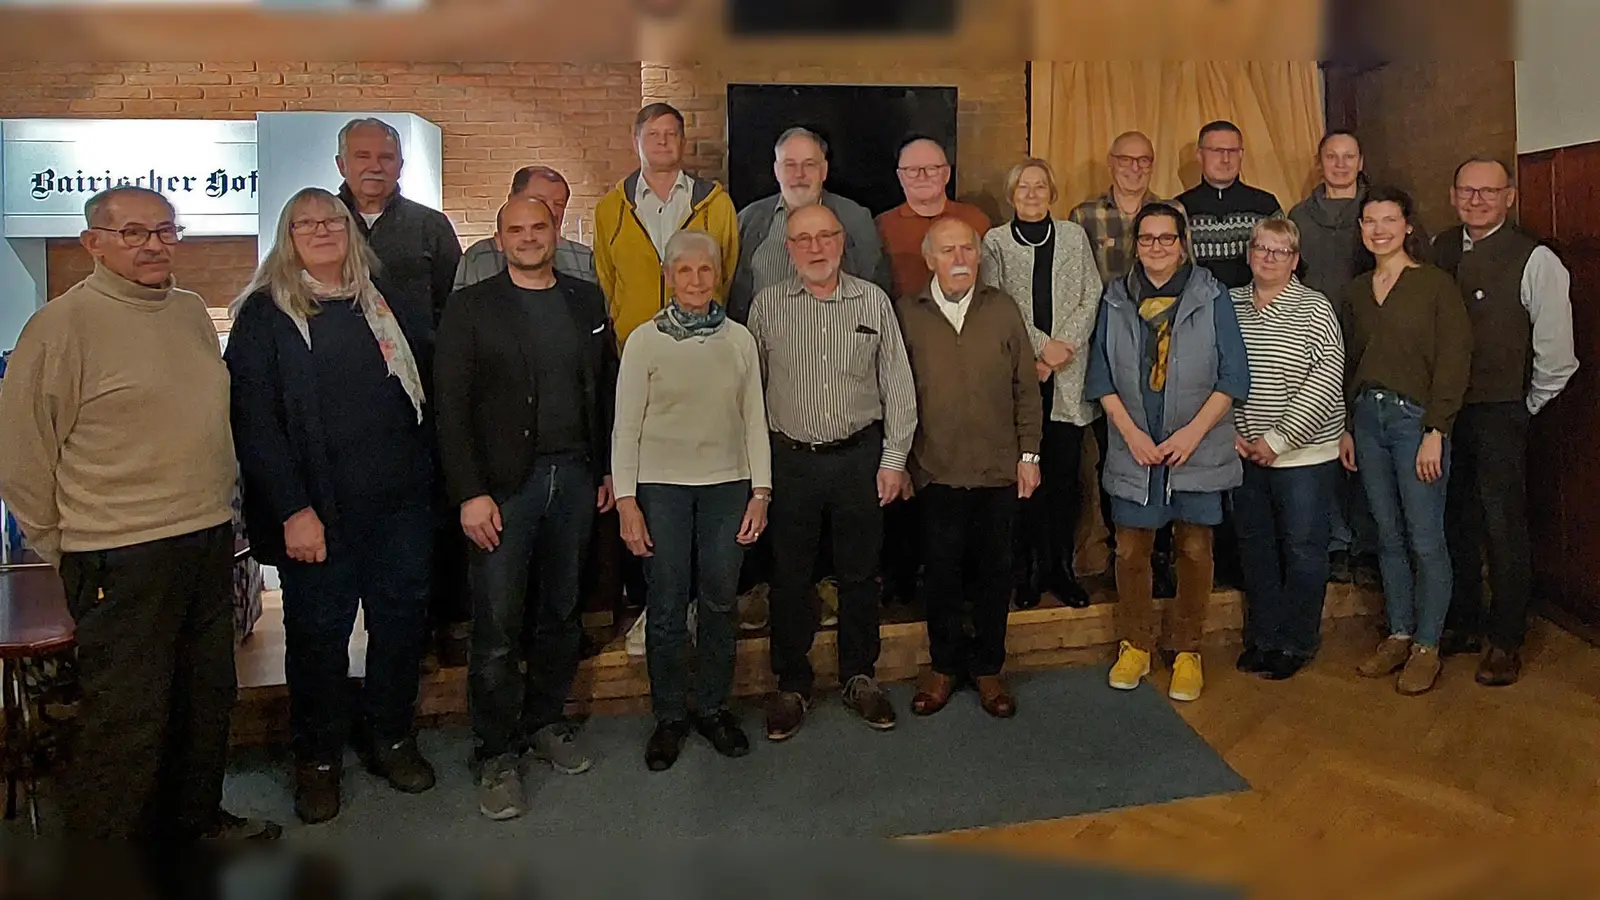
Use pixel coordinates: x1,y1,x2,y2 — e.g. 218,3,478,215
45,237,259,308
642,63,1029,222
1,61,643,305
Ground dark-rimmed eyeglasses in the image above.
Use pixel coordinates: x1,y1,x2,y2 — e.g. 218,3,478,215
1136,233,1181,248
91,224,184,247
1111,154,1154,169
897,164,949,179
1250,244,1297,262
786,229,843,249
290,217,350,235
1454,186,1508,202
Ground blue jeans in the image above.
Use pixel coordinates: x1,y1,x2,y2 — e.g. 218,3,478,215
1351,390,1452,647
636,480,750,723
1232,461,1338,658
279,501,434,763
468,458,595,761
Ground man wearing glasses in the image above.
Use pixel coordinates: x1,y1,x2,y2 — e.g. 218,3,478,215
876,136,991,303
1177,120,1283,290
0,186,280,840
1434,157,1578,686
1069,130,1184,284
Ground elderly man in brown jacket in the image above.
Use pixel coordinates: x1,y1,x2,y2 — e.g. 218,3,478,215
898,216,1042,720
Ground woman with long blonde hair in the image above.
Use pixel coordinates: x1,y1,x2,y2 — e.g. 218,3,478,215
225,187,436,825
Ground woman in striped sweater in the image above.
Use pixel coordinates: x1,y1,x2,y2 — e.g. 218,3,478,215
1229,218,1348,681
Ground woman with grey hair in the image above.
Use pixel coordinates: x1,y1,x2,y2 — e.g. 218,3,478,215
226,186,436,825
612,228,771,772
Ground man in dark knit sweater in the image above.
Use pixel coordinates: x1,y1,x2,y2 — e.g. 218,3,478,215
1177,121,1283,290
1434,158,1578,686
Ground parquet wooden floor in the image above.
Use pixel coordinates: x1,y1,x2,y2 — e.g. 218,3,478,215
935,618,1600,898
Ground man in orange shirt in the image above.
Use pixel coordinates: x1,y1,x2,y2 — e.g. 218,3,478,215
874,136,991,608
876,136,991,302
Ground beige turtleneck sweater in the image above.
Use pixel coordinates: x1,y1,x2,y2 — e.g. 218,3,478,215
0,262,236,565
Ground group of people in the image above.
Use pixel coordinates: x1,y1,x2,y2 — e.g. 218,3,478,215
0,102,1574,837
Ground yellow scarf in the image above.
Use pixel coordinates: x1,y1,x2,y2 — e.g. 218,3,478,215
1138,295,1179,391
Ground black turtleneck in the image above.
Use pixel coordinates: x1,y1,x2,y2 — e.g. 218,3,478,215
1011,217,1055,334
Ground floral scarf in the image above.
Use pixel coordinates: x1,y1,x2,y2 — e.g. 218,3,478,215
283,271,427,424
655,298,727,341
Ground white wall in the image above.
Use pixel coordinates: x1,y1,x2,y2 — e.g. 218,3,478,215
1515,0,1600,153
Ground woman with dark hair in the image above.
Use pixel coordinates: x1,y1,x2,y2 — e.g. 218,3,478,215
227,187,437,824
1340,186,1473,696
1087,202,1251,703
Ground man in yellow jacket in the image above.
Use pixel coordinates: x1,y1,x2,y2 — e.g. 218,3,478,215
594,103,739,348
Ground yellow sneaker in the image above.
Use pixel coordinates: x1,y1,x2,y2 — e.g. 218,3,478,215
1108,641,1151,690
1169,652,1204,702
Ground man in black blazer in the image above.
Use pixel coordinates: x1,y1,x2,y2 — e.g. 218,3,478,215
434,197,617,821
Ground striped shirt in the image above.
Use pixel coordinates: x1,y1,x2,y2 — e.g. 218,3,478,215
746,272,918,471
749,205,795,296
1230,277,1347,467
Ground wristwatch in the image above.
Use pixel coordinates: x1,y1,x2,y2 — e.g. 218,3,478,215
1020,453,1041,465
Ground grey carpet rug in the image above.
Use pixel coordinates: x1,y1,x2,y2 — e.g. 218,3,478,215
222,666,1247,842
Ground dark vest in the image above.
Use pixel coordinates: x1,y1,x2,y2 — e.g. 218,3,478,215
1434,224,1539,404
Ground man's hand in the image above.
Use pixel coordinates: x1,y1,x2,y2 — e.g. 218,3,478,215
461,495,503,552
877,468,908,506
1339,432,1358,472
284,507,327,564
1017,461,1042,499
617,497,653,557
597,476,616,513
1416,430,1445,483
1040,339,1073,370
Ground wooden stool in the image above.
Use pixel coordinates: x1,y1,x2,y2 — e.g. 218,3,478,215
0,564,75,836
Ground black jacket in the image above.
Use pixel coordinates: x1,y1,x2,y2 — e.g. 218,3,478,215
337,183,462,351
224,284,433,567
433,271,618,506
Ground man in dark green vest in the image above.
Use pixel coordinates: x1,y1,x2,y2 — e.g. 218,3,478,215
1433,158,1579,686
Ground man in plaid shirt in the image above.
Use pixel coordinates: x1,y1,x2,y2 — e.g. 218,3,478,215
1067,131,1184,283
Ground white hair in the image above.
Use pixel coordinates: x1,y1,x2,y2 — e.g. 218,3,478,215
338,117,402,158
662,229,722,274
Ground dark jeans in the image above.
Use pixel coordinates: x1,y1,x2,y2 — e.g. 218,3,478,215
468,458,595,760
55,524,236,839
1330,466,1380,556
1445,401,1533,651
637,480,749,722
1352,390,1452,647
277,501,433,763
1232,460,1338,658
921,483,1014,678
1015,421,1086,587
768,435,884,694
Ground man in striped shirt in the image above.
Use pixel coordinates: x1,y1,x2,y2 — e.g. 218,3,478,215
1229,218,1347,681
747,203,917,741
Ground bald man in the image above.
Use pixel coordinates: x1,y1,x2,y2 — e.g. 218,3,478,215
896,217,1041,721
1068,131,1185,283
877,135,991,302
749,202,917,740
434,197,618,820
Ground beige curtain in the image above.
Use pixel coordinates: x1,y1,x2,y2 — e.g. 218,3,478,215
1030,62,1325,215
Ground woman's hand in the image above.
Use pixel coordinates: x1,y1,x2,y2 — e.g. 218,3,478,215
1156,424,1207,467
283,507,326,564
1234,435,1254,459
1339,432,1358,473
737,494,769,545
1416,430,1445,483
1123,425,1165,467
1035,360,1054,383
617,497,653,557
1040,339,1073,370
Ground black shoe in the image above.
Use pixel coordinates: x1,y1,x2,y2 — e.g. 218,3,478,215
1235,645,1271,673
1013,580,1042,610
1258,651,1310,681
764,691,809,741
1152,553,1177,599
1328,550,1353,584
362,736,436,794
645,719,692,771
1475,645,1522,686
1048,570,1091,608
693,708,751,758
294,761,341,825
1440,630,1484,658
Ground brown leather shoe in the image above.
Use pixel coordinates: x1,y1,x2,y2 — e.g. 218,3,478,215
975,675,1017,718
1476,645,1522,686
911,671,956,716
764,691,809,742
842,675,897,730
294,761,341,825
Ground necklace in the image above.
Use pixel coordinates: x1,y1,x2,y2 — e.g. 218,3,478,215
1012,218,1053,248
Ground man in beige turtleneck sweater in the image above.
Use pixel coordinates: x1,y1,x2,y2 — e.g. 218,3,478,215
0,186,278,840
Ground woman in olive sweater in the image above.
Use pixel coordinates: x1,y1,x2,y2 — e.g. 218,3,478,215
1339,187,1473,696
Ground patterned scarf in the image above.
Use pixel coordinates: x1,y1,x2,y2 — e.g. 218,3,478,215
1131,263,1192,392
655,299,727,341
285,271,427,424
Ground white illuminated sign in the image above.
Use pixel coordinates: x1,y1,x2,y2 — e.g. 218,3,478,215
2,119,258,238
